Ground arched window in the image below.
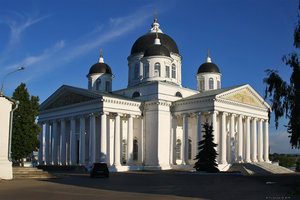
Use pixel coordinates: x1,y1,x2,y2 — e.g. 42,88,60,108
133,139,138,161
209,78,214,90
144,63,149,78
175,92,182,97
217,80,221,89
176,139,181,160
200,79,204,91
134,63,140,79
188,139,192,160
172,64,176,78
122,139,127,165
105,81,110,92
96,79,101,90
154,62,161,77
132,91,141,98
165,66,170,78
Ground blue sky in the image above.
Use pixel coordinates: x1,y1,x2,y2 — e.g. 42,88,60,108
0,0,299,154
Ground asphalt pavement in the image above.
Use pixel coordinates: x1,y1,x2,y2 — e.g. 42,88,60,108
0,171,299,200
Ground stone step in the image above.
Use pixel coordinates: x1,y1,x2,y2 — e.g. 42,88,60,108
13,167,55,179
228,163,294,175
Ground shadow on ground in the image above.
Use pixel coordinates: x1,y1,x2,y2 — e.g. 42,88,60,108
40,171,300,200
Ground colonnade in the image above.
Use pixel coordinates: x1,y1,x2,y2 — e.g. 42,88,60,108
171,111,270,165
38,112,143,166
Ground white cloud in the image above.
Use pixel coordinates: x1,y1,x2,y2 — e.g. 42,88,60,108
269,131,300,154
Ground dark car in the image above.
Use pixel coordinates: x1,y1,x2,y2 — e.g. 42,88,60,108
90,163,109,178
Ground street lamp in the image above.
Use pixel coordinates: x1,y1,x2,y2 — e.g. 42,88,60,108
1,67,25,95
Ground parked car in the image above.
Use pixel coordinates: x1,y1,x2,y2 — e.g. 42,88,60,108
90,163,109,178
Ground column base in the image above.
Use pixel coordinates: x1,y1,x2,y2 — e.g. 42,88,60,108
0,159,13,180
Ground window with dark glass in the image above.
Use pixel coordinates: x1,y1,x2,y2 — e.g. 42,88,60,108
133,139,138,161
188,139,192,160
154,62,161,77
165,66,170,78
134,63,140,79
209,78,214,90
172,64,176,78
176,139,181,159
144,63,149,78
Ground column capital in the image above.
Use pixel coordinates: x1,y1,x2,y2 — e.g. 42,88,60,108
209,110,219,115
230,113,236,117
181,113,189,118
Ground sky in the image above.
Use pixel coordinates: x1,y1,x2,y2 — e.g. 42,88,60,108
0,0,299,154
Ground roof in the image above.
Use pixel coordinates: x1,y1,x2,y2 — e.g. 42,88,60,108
131,32,179,55
144,44,170,57
197,62,220,74
88,62,112,75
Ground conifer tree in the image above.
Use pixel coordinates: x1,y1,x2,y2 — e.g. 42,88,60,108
11,83,40,166
194,122,219,173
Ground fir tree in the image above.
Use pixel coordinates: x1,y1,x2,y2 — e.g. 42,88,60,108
11,83,40,166
194,122,219,173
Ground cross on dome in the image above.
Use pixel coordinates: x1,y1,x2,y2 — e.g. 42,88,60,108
99,49,104,63
206,49,212,63
150,11,163,33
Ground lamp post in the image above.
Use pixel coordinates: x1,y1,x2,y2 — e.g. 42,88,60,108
1,67,25,95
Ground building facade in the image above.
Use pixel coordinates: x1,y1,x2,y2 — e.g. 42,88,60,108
38,17,271,171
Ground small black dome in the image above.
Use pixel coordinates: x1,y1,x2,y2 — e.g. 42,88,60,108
197,62,220,74
131,32,179,55
88,62,112,75
144,44,170,57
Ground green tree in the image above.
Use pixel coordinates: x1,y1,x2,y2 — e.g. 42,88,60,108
11,83,40,166
296,159,300,172
264,6,300,149
194,122,219,173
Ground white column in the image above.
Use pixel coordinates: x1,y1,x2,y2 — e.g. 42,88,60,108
38,123,44,165
245,116,251,162
138,117,144,164
257,119,264,162
211,111,218,147
237,115,243,162
60,119,66,165
181,114,189,165
196,112,202,145
229,114,235,163
52,120,58,165
70,117,76,165
263,120,269,162
251,118,258,162
45,122,50,165
79,116,86,165
170,115,177,165
127,115,134,165
220,112,227,164
114,114,121,166
89,114,96,165
100,113,107,163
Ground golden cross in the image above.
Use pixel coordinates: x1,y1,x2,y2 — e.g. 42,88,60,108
100,49,103,57
207,49,210,57
154,11,157,22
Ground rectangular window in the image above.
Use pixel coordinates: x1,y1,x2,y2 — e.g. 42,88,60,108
172,64,176,78
144,63,149,78
165,66,170,78
105,81,110,92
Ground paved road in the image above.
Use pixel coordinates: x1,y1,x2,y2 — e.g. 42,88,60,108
0,171,299,200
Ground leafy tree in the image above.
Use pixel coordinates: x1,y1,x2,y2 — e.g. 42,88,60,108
264,6,300,149
11,83,40,166
194,122,219,173
296,159,300,172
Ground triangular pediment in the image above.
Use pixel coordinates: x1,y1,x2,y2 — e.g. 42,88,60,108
40,85,101,110
217,85,270,109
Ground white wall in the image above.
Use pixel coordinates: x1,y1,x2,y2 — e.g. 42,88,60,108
0,96,14,180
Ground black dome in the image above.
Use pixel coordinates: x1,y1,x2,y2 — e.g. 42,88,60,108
197,62,220,74
88,62,112,75
131,32,179,55
144,44,170,57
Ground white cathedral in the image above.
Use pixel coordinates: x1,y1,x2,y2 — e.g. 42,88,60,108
38,16,271,171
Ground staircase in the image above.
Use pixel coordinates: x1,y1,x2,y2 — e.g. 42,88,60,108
13,167,54,179
228,163,294,175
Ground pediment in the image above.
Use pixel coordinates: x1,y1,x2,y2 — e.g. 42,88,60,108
218,85,268,108
46,91,95,109
40,85,101,110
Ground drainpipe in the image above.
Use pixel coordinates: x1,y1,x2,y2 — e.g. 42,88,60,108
8,100,19,161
